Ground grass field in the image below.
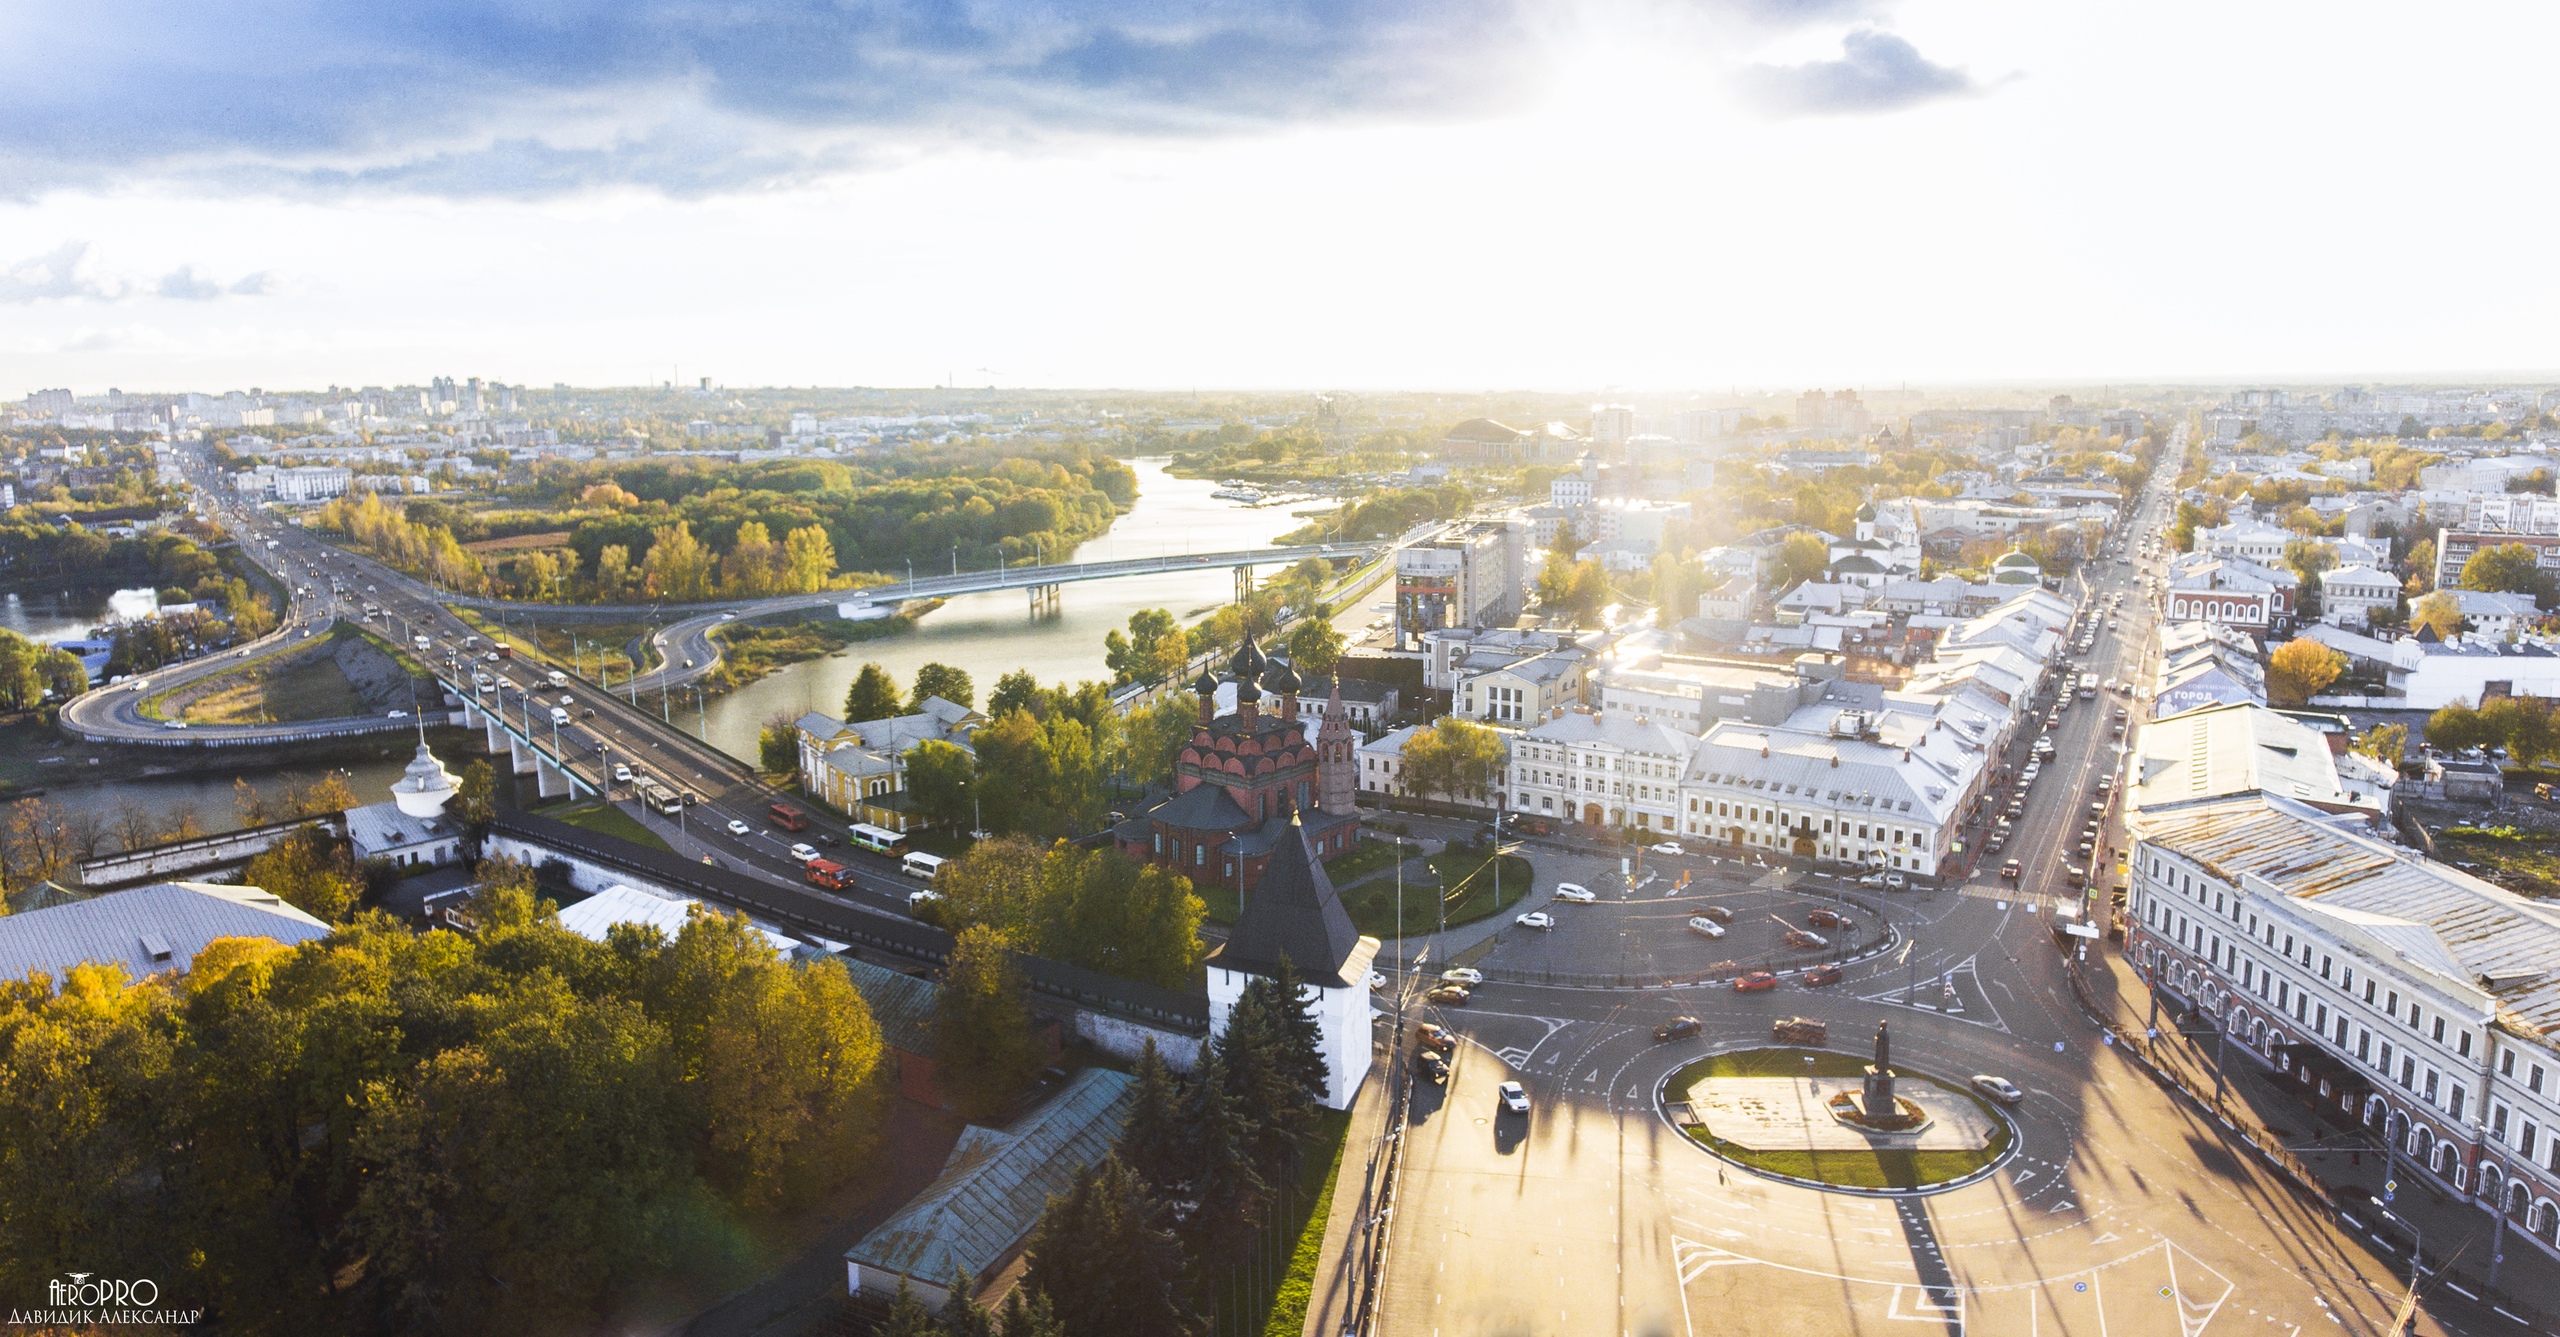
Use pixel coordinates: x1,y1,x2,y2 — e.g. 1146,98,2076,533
185,650,370,723
2435,825,2560,898
1248,1108,1352,1337
543,799,674,852
1333,849,1530,939
1670,1048,2011,1189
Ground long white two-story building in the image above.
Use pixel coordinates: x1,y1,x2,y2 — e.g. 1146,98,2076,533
2127,793,2560,1254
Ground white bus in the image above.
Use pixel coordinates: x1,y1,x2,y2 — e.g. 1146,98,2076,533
849,824,908,857
900,851,945,881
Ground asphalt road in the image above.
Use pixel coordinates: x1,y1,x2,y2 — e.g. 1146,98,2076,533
1373,448,2510,1337
137,448,946,927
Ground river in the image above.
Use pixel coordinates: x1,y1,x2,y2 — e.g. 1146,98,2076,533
1,586,163,643
697,458,1330,759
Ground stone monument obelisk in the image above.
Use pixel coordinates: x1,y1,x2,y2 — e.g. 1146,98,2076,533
1861,1021,1897,1120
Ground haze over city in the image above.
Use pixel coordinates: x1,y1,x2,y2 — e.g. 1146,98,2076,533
10,7,2560,1337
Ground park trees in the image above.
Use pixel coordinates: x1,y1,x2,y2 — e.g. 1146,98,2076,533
2352,723,2409,766
758,712,799,774
932,925,1041,1120
1775,531,1831,584
640,521,713,601
2265,638,2345,707
1400,718,1509,805
1535,549,1608,625
2411,590,2464,639
903,739,978,833
241,823,364,923
1106,608,1190,686
2461,542,2555,603
931,837,1204,990
1284,616,1344,678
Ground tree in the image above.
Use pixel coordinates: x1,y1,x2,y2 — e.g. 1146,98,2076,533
1399,718,1508,805
1024,1157,1195,1337
1549,518,1584,558
1106,608,1184,687
988,669,1043,721
757,712,800,775
1776,531,1831,585
780,524,837,593
2411,590,2464,639
2427,700,2489,754
1535,549,1608,625
2481,696,2560,767
2405,538,2438,593
844,662,902,722
877,1278,938,1337
940,1270,997,1337
2265,638,2345,708
911,662,975,711
241,823,363,923
721,520,780,598
451,758,498,833
996,1287,1065,1337
904,739,978,833
1285,617,1344,678
933,925,1040,1120
2352,723,2408,766
2460,542,2554,603
1126,691,1200,791
1026,845,1203,991
1120,1040,1186,1194
641,520,713,601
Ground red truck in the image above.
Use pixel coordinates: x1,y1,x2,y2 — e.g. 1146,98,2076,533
766,802,808,832
805,858,852,890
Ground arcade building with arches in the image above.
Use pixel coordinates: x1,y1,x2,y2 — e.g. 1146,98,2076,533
2124,791,2560,1254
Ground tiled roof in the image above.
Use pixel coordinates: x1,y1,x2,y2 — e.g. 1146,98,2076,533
846,1068,1136,1288
1214,815,1365,985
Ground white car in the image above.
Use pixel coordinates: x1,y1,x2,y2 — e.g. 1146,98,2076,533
726,819,752,837
386,709,409,720
788,843,820,864
1440,967,1484,986
1552,884,1597,903
1497,1081,1530,1114
1885,873,1908,889
1857,873,1887,887
613,764,633,783
1515,911,1556,931
1649,841,1684,855
162,718,188,730
1686,916,1727,938
1367,971,1387,990
1971,1075,2025,1105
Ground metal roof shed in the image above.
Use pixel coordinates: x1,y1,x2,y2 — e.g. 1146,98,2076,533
845,1067,1135,1308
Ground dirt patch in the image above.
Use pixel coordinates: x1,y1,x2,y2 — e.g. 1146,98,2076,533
155,623,428,724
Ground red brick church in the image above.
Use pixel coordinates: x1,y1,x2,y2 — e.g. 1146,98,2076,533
1112,635,1361,894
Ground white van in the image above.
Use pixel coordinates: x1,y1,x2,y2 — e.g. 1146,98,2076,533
901,851,945,881
547,670,567,687
549,707,569,726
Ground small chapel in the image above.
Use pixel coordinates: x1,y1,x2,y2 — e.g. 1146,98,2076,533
1111,634,1362,895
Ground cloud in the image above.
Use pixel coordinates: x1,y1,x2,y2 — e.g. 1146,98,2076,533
0,0,1975,199
0,242,116,302
0,243,275,303
157,265,225,300
1741,29,1981,116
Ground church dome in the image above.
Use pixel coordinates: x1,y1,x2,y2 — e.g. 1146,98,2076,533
1228,634,1267,681
389,744,458,818
1262,656,1302,694
1192,666,1220,697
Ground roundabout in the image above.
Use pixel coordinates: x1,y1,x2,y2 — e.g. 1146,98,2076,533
1659,1041,2018,1195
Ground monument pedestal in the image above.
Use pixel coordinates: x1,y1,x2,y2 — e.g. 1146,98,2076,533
1861,1065,1896,1121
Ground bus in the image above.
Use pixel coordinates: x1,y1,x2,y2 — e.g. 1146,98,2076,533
636,778,683,816
849,824,908,856
901,850,945,882
804,858,853,890
765,802,809,833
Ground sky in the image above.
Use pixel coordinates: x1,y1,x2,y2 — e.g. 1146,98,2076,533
1,1,2554,397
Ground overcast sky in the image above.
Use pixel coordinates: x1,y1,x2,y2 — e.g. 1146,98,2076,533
2,1,2551,397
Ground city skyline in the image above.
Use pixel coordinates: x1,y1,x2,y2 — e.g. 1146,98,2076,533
9,2,2560,393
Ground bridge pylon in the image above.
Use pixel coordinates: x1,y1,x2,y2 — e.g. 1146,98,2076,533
1027,583,1061,616
1234,564,1253,604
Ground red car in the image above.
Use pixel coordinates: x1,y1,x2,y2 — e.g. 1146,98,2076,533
1800,964,1844,988
1734,972,1779,993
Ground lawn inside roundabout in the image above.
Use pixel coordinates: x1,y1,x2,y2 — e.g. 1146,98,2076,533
1666,1047,2013,1191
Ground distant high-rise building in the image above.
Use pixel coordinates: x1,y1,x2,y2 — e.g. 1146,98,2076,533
1589,403,1636,445
1674,408,1744,442
1793,389,1870,438
465,377,485,414
23,389,74,414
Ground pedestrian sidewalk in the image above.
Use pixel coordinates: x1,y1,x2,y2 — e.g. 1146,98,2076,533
1301,1045,1394,1337
2079,938,2560,1326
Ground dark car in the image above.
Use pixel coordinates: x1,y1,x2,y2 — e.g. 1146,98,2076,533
1416,1051,1449,1084
1772,1017,1827,1043
1807,908,1853,930
1653,1016,1704,1042
1800,964,1844,988
1735,972,1779,993
1415,1022,1458,1054
1694,904,1735,924
1424,985,1472,1006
